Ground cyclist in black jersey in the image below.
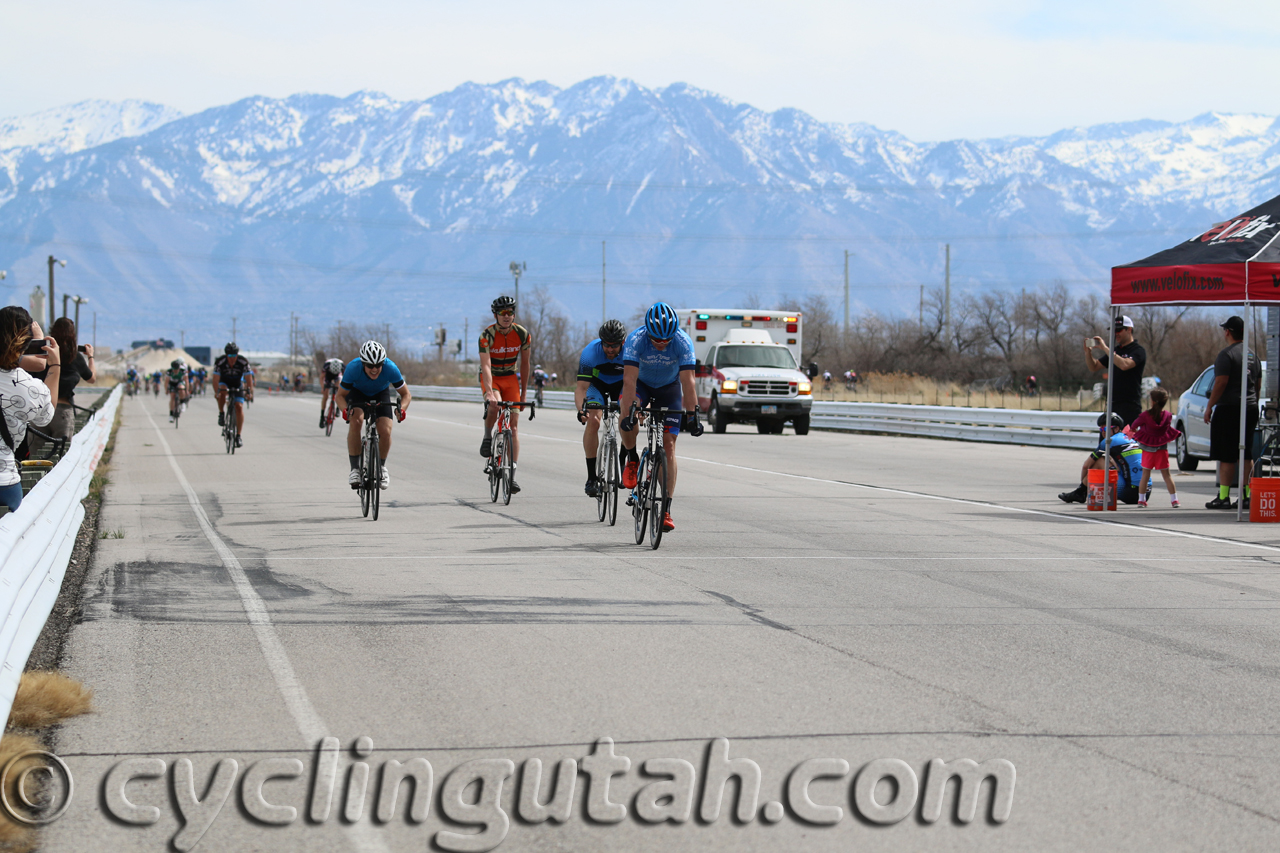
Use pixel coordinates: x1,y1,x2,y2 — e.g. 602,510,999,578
213,342,254,446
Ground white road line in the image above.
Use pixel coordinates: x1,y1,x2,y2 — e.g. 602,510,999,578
142,408,390,853
680,456,1280,556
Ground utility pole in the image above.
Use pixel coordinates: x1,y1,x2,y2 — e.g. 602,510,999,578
944,243,951,346
919,284,924,325
290,312,297,366
47,255,65,329
180,330,185,350
464,318,469,360
232,317,237,343
843,250,850,334
92,312,96,351
62,294,69,319
602,241,607,324
509,261,526,308
72,295,87,329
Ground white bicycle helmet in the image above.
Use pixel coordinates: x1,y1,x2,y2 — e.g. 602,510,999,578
359,340,386,366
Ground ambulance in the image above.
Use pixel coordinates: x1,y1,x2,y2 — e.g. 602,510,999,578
678,309,812,435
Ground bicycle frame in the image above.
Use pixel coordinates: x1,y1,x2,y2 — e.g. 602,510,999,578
584,400,621,525
485,400,534,505
628,402,675,549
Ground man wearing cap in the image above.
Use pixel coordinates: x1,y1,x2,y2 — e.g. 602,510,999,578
1203,315,1260,509
1085,315,1147,426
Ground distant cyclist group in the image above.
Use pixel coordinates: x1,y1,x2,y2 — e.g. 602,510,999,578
129,297,704,530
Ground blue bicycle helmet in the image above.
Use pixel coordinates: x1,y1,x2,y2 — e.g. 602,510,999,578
645,302,679,340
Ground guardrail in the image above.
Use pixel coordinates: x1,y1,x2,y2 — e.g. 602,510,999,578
406,385,577,410
810,401,1100,449
407,385,1101,449
0,385,121,725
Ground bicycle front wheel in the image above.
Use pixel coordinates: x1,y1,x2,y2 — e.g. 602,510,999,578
325,401,335,437
606,437,619,526
360,435,373,518
596,450,607,522
370,447,381,521
501,429,513,505
633,454,649,545
489,434,502,502
649,451,668,550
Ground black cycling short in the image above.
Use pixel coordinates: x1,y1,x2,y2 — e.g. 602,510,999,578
348,386,396,420
323,375,341,389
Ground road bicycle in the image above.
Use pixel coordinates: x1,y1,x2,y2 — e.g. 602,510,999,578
324,391,338,437
626,403,677,550
484,400,535,505
222,392,245,454
170,387,186,428
352,401,404,520
583,400,621,525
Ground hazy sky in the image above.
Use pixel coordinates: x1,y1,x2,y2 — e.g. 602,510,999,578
6,0,1280,140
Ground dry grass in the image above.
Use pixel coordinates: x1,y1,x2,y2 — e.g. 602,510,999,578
7,673,93,730
808,371,1163,413
0,734,46,852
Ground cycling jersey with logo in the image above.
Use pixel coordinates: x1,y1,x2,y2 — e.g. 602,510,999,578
577,338,625,393
323,360,344,379
340,357,405,395
165,367,186,388
478,324,530,376
622,327,696,388
213,354,252,387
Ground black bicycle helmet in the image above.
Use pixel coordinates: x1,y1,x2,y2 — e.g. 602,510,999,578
225,342,239,355
599,319,626,345
491,295,516,315
1097,412,1125,428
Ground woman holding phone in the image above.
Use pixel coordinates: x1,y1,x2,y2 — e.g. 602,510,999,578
45,317,94,442
0,306,58,511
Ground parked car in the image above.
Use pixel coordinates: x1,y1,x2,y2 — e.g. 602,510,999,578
1175,363,1268,471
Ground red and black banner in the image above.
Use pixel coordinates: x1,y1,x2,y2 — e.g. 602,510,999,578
1111,194,1280,305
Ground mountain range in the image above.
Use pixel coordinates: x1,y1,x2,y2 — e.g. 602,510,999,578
2,77,1278,353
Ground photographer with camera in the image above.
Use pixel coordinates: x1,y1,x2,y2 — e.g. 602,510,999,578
0,307,58,511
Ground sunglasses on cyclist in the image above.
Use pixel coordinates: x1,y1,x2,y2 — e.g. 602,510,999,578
648,336,672,345
497,310,515,317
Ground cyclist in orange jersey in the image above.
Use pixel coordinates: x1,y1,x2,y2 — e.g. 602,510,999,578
478,295,531,493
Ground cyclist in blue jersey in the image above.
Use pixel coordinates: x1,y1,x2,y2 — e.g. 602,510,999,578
574,319,627,497
334,341,411,490
618,302,704,532
1058,412,1144,505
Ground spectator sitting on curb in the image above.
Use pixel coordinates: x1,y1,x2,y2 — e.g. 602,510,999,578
0,307,58,512
1058,412,1144,505
1085,315,1147,426
1204,314,1260,510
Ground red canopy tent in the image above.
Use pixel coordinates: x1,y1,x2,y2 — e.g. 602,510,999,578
1110,194,1280,519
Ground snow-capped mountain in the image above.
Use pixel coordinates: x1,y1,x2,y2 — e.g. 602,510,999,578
1,78,1277,351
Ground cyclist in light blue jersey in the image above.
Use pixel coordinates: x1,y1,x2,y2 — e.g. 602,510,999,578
618,302,703,532
333,341,411,491
574,319,627,497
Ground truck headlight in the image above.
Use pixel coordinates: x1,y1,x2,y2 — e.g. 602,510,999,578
798,382,811,395
721,380,738,393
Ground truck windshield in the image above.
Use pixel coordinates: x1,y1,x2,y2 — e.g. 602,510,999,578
715,345,797,370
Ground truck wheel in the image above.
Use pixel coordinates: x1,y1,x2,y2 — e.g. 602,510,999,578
1175,427,1198,471
709,397,728,434
793,414,810,435
756,420,771,434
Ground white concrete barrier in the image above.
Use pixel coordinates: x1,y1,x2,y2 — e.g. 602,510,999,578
0,385,121,724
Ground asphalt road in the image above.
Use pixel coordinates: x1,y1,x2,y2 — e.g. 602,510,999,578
40,390,1280,852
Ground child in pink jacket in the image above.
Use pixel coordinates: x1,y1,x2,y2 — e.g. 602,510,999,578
1130,388,1181,507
